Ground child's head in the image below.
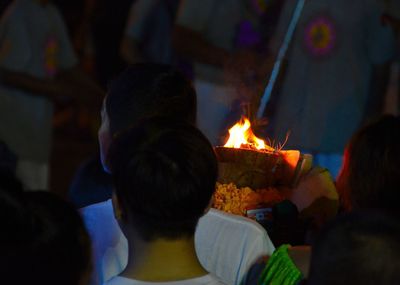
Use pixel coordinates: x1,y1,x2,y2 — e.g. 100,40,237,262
337,115,400,211
0,176,92,285
98,63,197,171
109,117,217,241
26,192,92,285
308,210,400,285
0,172,31,284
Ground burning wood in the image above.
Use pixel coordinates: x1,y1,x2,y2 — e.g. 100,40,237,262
213,116,338,228
215,116,312,190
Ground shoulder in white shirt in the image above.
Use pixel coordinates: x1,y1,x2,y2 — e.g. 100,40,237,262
104,274,227,285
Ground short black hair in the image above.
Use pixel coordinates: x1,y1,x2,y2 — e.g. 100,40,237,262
109,117,217,241
27,192,92,285
0,172,32,284
0,176,92,285
106,63,197,136
308,210,400,285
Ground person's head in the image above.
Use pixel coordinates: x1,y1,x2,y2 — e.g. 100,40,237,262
26,192,92,285
0,174,91,285
336,115,400,211
108,117,217,241
98,63,197,172
308,210,400,285
0,172,31,284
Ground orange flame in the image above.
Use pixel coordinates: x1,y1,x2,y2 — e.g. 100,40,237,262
224,116,275,151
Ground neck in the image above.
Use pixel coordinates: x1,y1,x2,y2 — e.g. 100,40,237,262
122,232,208,282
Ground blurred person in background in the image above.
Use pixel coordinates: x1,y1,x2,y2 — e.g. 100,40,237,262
91,0,134,88
56,0,135,87
267,0,395,178
120,0,180,65
381,0,400,114
0,0,103,191
173,0,271,146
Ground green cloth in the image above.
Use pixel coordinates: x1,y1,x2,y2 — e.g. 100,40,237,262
258,245,302,285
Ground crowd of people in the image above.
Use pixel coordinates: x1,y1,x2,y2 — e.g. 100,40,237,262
0,0,400,285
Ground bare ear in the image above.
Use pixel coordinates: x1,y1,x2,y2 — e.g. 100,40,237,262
112,192,123,221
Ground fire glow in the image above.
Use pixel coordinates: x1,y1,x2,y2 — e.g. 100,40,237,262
224,116,275,152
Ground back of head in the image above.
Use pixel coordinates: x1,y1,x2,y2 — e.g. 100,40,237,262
106,63,197,136
0,172,31,283
27,192,92,285
308,211,400,285
337,115,400,211
0,174,91,285
109,117,217,241
0,171,26,241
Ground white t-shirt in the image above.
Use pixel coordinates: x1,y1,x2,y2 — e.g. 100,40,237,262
104,275,226,285
81,200,275,285
195,209,275,285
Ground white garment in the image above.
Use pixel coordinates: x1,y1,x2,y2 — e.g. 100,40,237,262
104,274,224,285
80,200,128,285
104,275,226,285
16,160,49,191
81,200,275,285
195,209,275,285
